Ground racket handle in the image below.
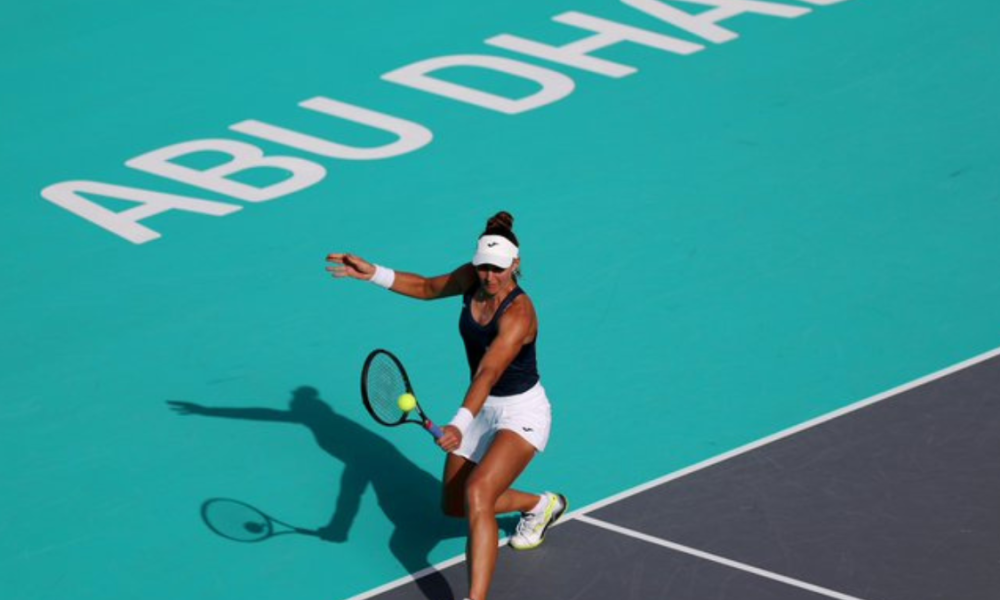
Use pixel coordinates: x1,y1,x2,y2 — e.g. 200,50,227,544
425,420,444,439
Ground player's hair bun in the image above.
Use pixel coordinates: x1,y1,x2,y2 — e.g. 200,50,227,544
486,211,514,232
482,211,519,247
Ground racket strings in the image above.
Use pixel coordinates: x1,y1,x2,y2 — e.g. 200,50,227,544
366,354,408,424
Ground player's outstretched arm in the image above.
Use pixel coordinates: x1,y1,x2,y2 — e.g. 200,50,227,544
326,252,475,300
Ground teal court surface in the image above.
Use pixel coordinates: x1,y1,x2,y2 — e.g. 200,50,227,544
2,2,1000,600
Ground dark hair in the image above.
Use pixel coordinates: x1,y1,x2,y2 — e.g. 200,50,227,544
480,211,521,279
481,211,519,247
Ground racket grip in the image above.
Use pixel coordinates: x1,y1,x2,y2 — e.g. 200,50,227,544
425,420,444,439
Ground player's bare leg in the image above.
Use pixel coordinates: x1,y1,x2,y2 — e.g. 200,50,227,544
442,450,539,518
456,431,538,600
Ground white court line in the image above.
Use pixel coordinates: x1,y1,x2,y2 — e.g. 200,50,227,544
575,515,869,600
344,554,466,600
345,344,1000,600
567,344,1000,518
344,535,514,600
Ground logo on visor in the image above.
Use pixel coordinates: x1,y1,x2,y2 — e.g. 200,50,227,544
487,242,498,247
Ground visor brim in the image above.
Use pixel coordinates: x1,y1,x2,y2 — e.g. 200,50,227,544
471,252,514,269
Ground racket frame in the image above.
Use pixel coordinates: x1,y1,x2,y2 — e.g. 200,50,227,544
361,348,444,439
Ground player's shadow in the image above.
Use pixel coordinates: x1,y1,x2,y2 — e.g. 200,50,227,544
168,386,513,600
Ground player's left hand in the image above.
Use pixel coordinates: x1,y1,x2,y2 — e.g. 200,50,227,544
437,425,463,453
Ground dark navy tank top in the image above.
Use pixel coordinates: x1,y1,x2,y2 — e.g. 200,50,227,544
459,285,540,396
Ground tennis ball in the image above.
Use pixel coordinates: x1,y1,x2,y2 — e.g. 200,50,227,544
397,393,417,412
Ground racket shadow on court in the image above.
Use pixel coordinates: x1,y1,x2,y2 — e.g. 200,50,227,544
168,385,512,600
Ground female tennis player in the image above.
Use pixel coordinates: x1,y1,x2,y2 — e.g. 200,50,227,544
326,212,566,600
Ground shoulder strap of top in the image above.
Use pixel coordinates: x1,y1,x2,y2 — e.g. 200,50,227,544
497,287,524,317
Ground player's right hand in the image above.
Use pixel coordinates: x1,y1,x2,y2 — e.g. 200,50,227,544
326,253,375,281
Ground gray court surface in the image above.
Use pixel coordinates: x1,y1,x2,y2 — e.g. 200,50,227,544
367,355,1000,600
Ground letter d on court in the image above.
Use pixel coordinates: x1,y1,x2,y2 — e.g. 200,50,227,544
382,54,575,115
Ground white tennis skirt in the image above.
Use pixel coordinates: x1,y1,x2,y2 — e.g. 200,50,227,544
454,381,552,464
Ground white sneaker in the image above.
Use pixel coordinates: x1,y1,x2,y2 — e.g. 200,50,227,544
509,492,568,550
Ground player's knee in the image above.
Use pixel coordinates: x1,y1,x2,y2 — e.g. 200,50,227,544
464,479,497,515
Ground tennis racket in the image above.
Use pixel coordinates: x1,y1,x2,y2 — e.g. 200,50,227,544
361,348,443,439
200,498,319,543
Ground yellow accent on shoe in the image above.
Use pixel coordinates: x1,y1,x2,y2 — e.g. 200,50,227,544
509,492,568,550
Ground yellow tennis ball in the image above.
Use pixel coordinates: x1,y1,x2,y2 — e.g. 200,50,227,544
397,393,417,412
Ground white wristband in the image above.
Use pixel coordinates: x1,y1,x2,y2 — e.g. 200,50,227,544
369,264,395,289
449,407,474,435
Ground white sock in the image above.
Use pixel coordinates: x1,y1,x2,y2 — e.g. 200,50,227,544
528,493,550,515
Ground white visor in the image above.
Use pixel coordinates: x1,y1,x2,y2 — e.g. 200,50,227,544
472,235,519,269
